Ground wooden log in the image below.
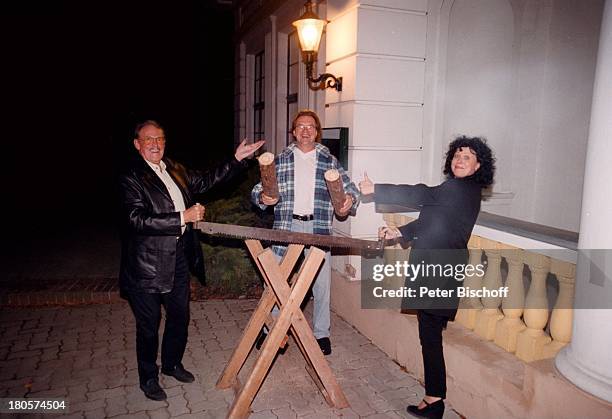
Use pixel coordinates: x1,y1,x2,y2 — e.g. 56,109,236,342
258,152,279,200
324,169,347,214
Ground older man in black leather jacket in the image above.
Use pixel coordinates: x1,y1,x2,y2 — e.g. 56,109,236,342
119,120,263,400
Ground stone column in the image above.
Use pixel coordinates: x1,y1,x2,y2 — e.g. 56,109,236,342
324,0,430,280
555,0,612,403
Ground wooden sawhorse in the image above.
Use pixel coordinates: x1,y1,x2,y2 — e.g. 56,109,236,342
216,240,349,418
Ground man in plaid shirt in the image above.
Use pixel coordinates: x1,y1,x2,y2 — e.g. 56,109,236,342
251,109,359,355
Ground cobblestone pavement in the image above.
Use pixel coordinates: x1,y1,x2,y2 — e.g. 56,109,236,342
0,300,460,418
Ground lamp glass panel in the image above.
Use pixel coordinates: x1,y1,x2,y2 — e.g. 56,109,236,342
293,18,324,52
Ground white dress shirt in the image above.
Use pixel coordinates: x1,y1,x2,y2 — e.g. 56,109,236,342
145,159,186,234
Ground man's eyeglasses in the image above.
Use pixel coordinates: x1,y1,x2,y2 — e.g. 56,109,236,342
140,136,166,145
295,124,317,131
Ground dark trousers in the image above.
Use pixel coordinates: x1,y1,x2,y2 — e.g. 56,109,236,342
417,310,449,399
127,239,190,385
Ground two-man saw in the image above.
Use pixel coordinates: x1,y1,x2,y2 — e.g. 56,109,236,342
195,221,383,250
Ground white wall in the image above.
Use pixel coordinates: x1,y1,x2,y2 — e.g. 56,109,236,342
436,0,603,231
443,0,514,192
325,0,430,278
530,0,604,230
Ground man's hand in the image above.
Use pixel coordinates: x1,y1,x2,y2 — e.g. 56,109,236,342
184,203,205,223
335,195,354,217
358,172,374,196
235,139,265,161
260,193,279,206
378,226,402,240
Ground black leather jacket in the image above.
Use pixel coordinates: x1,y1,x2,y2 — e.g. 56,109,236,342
119,156,245,294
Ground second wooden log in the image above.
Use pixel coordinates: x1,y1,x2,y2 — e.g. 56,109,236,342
324,169,347,214
258,152,279,200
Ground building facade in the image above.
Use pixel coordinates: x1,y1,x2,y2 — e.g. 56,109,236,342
232,0,612,414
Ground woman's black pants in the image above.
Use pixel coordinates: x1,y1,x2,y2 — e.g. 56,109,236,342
417,310,449,399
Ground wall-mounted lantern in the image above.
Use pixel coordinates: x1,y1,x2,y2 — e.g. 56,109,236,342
292,0,342,91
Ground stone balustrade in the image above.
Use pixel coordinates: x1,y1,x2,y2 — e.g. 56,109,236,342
382,213,576,363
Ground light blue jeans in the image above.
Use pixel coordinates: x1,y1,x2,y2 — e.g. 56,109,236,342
272,219,331,339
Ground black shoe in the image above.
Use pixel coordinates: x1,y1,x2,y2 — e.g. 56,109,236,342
407,399,444,419
161,364,195,383
140,378,167,401
255,330,288,354
317,337,332,355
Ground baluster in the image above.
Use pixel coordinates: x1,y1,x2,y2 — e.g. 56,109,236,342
542,259,575,358
455,236,484,329
516,253,552,362
383,214,410,310
494,247,526,352
475,239,504,340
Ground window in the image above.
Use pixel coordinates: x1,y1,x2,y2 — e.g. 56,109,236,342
253,51,265,140
286,32,299,144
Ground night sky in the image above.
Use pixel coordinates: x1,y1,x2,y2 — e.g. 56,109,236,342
3,1,235,237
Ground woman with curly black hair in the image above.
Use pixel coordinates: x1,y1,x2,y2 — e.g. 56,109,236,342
359,136,495,419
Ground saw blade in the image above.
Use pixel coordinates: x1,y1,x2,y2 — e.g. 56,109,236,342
195,221,382,250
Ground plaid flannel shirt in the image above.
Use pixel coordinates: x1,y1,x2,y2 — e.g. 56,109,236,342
251,142,360,255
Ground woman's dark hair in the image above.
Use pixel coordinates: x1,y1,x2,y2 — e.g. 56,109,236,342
443,136,495,187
